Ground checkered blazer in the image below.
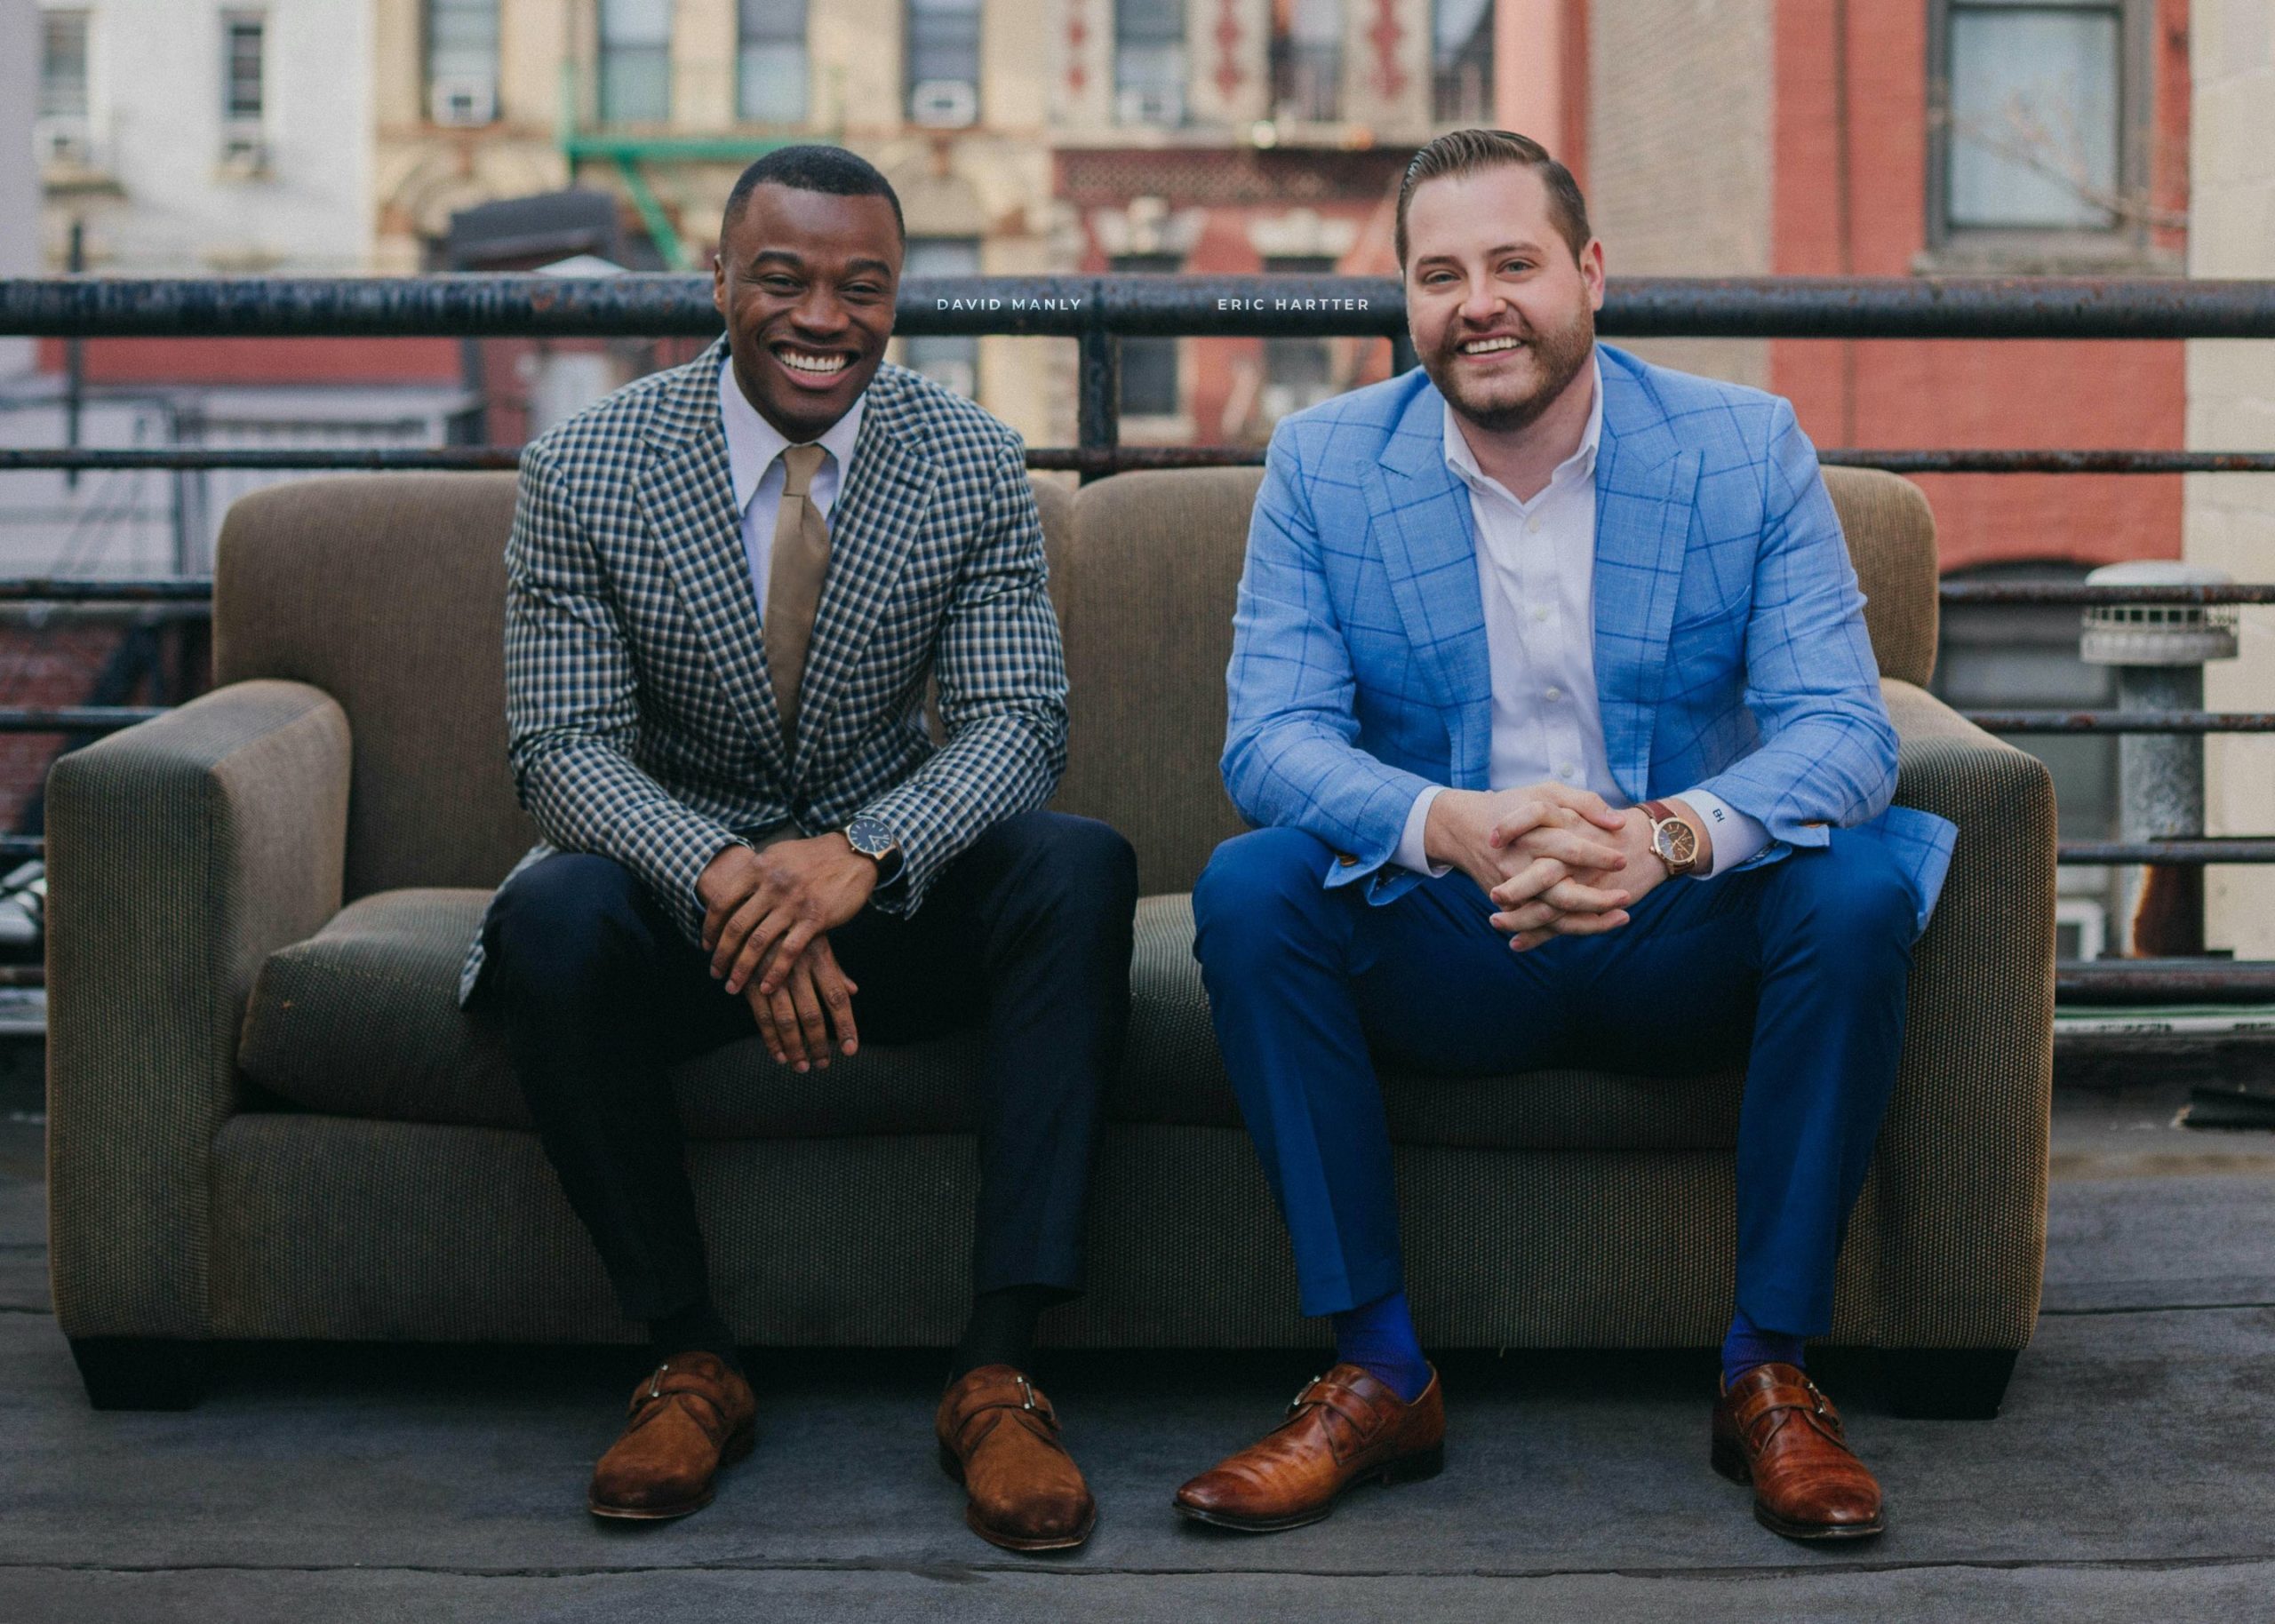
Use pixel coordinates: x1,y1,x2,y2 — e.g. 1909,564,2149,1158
458,343,1069,1006
1223,342,1957,935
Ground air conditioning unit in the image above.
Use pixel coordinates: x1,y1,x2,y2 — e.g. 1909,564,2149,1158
220,122,270,177
35,117,93,168
908,78,978,128
429,76,498,127
1115,85,1185,126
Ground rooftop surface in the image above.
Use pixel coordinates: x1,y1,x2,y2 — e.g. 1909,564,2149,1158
4,1058,2272,1623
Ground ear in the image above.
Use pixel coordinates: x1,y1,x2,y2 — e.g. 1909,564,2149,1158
1580,238,1606,311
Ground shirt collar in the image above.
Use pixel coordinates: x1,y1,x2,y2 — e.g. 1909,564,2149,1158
718,353,866,514
1441,347,1604,497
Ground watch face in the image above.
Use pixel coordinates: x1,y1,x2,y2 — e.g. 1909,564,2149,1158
1657,819,1698,868
845,816,892,858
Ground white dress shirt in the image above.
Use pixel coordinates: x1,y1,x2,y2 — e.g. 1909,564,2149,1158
1394,352,1769,881
718,354,865,617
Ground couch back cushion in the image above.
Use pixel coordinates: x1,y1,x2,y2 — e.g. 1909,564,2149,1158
1051,463,1939,896
213,462,1929,900
213,471,1076,899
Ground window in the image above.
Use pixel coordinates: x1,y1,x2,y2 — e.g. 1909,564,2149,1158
1930,562,2118,955
1431,0,1492,123
599,0,673,124
906,0,980,127
1930,0,2148,252
426,0,499,123
1113,253,1182,417
1115,0,1185,126
40,10,90,119
1259,255,1340,426
222,12,265,123
738,0,806,122
1270,0,1342,123
903,238,980,398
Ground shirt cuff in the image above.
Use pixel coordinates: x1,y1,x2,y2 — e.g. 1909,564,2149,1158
1395,785,1452,877
1672,789,1771,879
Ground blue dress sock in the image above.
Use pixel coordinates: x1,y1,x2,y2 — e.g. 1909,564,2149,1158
1330,1288,1433,1403
1720,1302,1807,1389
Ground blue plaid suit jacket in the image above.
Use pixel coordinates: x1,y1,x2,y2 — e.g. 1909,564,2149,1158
1223,342,1956,935
458,343,1069,1006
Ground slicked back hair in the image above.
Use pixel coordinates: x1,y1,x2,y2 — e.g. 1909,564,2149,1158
1394,129,1592,267
722,145,906,244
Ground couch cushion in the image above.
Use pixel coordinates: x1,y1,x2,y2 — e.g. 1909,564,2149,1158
240,889,1746,1150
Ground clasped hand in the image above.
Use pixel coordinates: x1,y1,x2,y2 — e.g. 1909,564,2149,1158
698,835,879,1071
1425,783,1663,952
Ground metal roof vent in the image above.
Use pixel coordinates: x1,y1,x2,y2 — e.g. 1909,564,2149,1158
2080,561,2239,667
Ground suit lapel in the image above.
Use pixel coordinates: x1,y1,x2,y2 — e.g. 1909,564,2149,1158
636,342,794,786
787,367,937,785
1591,351,1702,801
1366,380,1493,788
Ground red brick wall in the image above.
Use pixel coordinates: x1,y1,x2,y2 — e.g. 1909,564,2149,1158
1768,0,2190,573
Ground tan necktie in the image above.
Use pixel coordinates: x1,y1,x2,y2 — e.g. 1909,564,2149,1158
764,442,831,741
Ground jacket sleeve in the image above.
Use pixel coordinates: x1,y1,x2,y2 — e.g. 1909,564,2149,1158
1220,420,1439,891
504,442,747,942
858,430,1070,913
1688,400,1902,850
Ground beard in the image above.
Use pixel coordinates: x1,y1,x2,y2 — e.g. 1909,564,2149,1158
1425,303,1596,434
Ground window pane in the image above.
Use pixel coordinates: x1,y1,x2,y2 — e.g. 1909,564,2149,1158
904,238,980,398
738,0,804,118
1114,253,1181,416
908,0,981,83
1432,0,1492,123
1272,0,1342,121
225,18,265,121
738,45,807,121
1116,0,1185,120
1948,5,2120,230
427,0,499,87
600,0,673,122
40,12,89,119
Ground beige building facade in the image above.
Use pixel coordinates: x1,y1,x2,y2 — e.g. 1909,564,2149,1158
2190,0,2275,957
371,0,1516,447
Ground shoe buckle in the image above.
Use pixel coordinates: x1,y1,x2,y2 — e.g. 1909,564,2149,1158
648,1361,668,1401
1287,1373,1323,1416
1018,1374,1037,1413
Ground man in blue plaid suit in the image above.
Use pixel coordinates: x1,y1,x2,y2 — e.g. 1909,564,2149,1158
1173,132,1956,1543
464,147,1134,1549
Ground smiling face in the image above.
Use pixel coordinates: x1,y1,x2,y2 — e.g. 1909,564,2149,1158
1402,163,1604,435
711,182,902,442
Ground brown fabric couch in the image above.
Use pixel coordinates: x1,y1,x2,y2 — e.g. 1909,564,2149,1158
45,464,2054,1416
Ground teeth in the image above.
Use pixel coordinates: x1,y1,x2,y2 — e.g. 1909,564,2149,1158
1461,337,1520,354
779,349,847,375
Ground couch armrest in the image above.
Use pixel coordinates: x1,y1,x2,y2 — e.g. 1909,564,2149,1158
46,680,349,1339
1866,679,2055,1349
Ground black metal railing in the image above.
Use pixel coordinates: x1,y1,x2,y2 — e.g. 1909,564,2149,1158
7,272,2275,1002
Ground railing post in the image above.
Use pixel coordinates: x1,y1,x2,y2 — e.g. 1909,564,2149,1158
1075,283,1116,485
2081,561,2241,957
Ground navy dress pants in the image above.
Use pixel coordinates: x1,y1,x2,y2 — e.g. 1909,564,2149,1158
478,809,1138,1325
1191,825,1917,1335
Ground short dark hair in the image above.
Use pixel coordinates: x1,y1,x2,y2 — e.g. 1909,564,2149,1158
1394,129,1592,267
722,145,906,243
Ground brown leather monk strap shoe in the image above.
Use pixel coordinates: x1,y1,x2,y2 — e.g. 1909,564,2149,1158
935,1365,1098,1553
1174,1363,1444,1533
587,1352,756,1521
1711,1362,1885,1541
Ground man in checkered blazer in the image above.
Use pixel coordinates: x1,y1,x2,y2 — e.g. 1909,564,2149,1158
465,147,1134,1550
1174,133,1957,1543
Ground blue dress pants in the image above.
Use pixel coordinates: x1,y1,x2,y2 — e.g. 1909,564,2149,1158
1191,825,1917,1336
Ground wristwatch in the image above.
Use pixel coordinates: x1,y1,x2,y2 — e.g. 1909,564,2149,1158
1640,800,1702,880
842,814,905,887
